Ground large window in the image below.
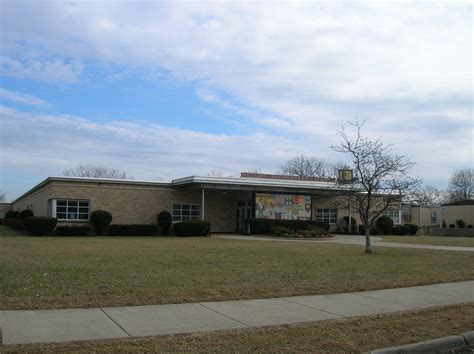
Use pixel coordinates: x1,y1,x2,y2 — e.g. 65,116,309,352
382,208,400,224
53,200,90,220
172,203,201,222
316,208,337,224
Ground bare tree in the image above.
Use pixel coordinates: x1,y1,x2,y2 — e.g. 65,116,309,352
448,168,473,201
0,192,5,202
279,155,344,178
409,185,447,206
332,120,420,253
207,170,224,177
62,164,132,179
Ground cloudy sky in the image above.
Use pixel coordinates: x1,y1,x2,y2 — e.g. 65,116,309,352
0,1,472,200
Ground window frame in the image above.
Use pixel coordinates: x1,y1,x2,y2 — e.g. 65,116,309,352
431,210,437,224
51,199,90,221
382,208,401,225
315,208,337,225
171,203,201,222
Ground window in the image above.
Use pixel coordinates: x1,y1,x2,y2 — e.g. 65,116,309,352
382,209,400,224
172,203,200,222
431,211,437,224
316,208,337,224
53,200,90,220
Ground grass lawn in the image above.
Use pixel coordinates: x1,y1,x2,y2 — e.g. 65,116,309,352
381,235,474,247
2,304,473,353
1,225,474,310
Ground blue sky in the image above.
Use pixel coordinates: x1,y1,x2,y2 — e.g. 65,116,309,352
0,1,472,201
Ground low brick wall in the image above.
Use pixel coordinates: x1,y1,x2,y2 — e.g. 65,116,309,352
431,228,474,237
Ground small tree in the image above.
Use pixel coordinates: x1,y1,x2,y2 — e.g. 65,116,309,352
332,120,420,253
279,155,347,179
157,211,172,235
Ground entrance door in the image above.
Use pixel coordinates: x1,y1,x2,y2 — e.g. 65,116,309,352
235,201,253,233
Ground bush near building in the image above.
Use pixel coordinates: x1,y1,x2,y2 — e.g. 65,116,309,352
23,217,57,236
55,226,91,236
174,220,211,236
376,216,394,235
157,211,172,235
90,210,112,235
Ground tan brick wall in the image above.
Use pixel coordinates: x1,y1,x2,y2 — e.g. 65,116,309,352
13,181,237,232
440,205,474,227
406,206,441,227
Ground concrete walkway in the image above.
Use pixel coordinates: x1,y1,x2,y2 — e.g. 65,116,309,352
214,234,474,252
1,281,473,346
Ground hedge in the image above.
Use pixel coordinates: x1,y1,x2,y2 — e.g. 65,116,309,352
108,224,159,236
174,220,211,237
4,218,24,230
23,217,57,236
55,226,91,236
405,223,419,235
392,225,410,235
358,225,383,236
245,219,330,235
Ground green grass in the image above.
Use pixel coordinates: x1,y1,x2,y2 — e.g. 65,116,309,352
381,235,474,247
2,304,473,353
1,225,473,310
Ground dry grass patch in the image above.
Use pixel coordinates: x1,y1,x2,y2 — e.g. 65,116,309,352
1,225,474,310
2,303,473,353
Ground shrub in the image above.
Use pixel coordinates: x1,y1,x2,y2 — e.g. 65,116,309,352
174,220,211,237
271,226,291,236
442,220,447,228
456,219,465,228
157,211,172,235
20,209,34,219
449,224,455,228
4,218,24,230
23,217,57,236
90,210,112,235
108,224,159,236
467,225,473,229
376,216,393,235
5,210,21,219
296,227,330,238
55,226,90,236
342,216,357,234
405,223,419,235
392,225,410,235
246,219,330,235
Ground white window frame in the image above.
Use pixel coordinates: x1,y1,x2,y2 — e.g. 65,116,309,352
316,208,337,225
171,203,201,222
382,208,401,225
52,199,90,221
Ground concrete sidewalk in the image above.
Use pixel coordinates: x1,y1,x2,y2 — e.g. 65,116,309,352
215,234,474,252
1,281,473,346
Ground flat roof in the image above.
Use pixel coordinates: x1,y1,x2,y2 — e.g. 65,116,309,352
14,174,353,203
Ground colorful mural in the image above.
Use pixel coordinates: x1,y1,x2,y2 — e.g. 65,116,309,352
255,193,311,220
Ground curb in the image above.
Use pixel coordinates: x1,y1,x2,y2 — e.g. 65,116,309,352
370,331,474,353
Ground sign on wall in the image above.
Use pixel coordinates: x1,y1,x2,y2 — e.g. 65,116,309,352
255,193,311,220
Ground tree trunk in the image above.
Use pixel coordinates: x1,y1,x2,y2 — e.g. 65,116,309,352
365,224,372,254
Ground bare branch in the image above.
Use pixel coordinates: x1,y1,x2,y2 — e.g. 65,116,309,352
62,164,133,179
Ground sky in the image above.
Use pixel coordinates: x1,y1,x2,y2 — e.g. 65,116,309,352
0,1,472,201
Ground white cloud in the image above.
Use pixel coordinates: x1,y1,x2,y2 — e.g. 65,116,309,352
0,88,49,107
0,57,83,83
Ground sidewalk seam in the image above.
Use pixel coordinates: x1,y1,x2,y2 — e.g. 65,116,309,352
281,298,343,318
198,303,251,328
99,308,132,337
